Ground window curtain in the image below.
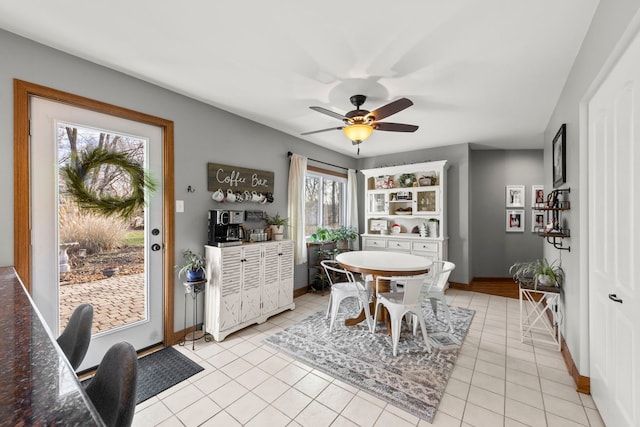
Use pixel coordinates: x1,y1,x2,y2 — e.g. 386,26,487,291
347,168,359,250
288,154,307,264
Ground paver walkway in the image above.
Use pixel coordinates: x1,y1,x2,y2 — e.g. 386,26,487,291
59,273,145,334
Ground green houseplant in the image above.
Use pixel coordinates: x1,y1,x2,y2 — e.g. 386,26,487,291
330,226,358,250
309,227,332,242
266,213,288,240
177,249,206,282
509,258,564,289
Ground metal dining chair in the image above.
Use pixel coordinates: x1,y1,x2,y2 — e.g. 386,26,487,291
373,274,432,356
414,261,456,334
57,303,93,371
85,341,138,427
321,260,373,332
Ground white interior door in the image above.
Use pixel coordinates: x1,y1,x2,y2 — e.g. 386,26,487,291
31,97,164,370
588,25,640,427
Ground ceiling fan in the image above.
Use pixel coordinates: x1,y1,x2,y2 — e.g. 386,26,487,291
302,94,418,154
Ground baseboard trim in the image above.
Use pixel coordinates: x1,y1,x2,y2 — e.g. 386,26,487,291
561,337,591,394
450,277,519,299
294,286,308,298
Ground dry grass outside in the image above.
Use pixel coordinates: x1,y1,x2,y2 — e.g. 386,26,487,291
59,202,129,254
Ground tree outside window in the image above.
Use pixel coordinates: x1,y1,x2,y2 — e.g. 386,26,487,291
305,170,346,236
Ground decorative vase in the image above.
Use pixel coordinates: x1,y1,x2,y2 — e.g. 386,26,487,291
186,269,205,282
336,240,349,250
271,225,284,240
537,274,552,286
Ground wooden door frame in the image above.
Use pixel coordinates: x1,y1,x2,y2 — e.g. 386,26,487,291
13,79,176,346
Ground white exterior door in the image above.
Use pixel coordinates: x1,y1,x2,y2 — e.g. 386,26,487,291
588,24,640,427
31,97,164,370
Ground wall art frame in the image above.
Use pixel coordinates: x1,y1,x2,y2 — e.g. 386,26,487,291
552,124,566,188
532,211,545,233
506,185,525,208
532,185,544,208
506,209,525,232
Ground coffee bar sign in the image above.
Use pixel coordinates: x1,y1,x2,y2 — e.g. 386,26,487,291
207,162,274,193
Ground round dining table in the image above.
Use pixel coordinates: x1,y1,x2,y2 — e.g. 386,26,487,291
335,250,432,333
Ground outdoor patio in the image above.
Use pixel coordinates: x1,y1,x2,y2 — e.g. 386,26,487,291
59,273,144,334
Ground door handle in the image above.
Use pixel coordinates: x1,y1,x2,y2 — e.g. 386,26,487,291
608,293,623,304
151,243,162,251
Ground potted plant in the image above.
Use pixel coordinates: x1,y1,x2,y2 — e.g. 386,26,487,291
509,258,564,289
265,213,288,240
331,226,359,250
177,249,206,282
309,227,332,242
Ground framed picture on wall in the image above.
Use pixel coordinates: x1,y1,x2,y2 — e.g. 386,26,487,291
506,210,525,232
553,124,566,188
532,185,544,207
532,211,545,233
506,185,525,208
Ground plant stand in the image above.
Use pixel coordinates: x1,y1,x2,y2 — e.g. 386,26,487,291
519,282,562,351
180,280,211,350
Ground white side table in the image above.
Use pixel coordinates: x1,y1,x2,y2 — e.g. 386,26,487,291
519,283,562,350
181,280,212,350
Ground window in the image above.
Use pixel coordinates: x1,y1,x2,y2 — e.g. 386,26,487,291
305,167,347,236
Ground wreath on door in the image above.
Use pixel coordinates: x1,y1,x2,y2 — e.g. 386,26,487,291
60,147,157,219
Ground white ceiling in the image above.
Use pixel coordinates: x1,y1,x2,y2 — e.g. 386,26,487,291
0,0,599,158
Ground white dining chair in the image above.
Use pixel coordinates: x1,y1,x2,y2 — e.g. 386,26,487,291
321,260,373,332
414,261,456,334
373,274,431,356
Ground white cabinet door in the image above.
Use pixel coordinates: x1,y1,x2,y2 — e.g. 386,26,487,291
241,245,262,323
278,241,294,307
262,244,280,313
218,247,242,331
368,191,388,215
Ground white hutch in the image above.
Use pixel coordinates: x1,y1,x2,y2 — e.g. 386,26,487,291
360,160,448,262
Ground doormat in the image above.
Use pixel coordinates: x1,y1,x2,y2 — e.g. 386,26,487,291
264,300,474,423
83,346,204,404
135,346,204,404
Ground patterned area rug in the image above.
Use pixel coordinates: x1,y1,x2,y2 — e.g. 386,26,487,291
264,300,474,423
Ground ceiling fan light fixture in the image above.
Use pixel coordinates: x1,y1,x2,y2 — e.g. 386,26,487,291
343,124,373,143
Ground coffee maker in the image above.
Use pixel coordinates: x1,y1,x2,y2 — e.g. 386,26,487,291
208,210,244,246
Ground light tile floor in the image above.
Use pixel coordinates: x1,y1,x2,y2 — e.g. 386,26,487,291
132,290,605,427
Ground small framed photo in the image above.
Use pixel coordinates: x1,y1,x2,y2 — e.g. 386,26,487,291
506,210,525,232
553,124,566,188
506,185,525,208
532,185,545,208
532,211,545,233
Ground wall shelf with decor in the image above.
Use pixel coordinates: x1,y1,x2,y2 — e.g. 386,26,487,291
537,188,570,251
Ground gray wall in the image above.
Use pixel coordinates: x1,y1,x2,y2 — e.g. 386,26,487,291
357,143,471,284
470,150,544,277
543,1,640,375
0,29,357,332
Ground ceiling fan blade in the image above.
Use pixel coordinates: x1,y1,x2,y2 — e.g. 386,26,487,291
309,106,346,121
301,126,344,136
367,98,413,121
374,122,419,132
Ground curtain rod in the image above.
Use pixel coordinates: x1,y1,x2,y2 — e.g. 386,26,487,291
287,151,350,171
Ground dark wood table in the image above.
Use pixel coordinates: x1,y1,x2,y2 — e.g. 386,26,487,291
0,266,104,426
335,251,431,333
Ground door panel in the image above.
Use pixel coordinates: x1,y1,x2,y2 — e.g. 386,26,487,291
31,97,164,370
588,26,640,427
